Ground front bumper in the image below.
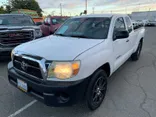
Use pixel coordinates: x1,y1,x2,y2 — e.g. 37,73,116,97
0,46,13,56
8,62,89,107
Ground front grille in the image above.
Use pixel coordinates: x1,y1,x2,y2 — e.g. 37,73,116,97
0,30,34,46
13,56,43,79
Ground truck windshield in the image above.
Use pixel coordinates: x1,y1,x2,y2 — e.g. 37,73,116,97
0,15,35,26
52,18,68,25
55,17,111,39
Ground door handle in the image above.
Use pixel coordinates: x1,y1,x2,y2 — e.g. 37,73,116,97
126,40,129,42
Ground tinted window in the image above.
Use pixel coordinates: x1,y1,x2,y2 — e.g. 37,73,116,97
51,18,68,25
44,18,47,23
113,17,126,40
114,17,126,30
44,17,51,24
0,15,34,26
125,17,132,33
55,17,111,39
47,18,51,24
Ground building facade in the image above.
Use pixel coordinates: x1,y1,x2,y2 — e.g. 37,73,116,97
130,11,156,21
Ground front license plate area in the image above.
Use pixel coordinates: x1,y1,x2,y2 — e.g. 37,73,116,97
17,79,28,92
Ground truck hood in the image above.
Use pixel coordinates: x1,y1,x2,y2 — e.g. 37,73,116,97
14,35,104,60
0,26,40,30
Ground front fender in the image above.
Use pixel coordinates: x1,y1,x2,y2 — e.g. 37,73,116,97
75,40,114,80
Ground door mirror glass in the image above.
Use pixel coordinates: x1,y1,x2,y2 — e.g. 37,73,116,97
114,30,129,40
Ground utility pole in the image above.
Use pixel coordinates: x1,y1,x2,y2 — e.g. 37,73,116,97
51,11,55,16
148,8,151,20
92,7,94,14
125,6,127,14
69,12,71,16
138,4,141,12
85,0,87,14
60,3,62,16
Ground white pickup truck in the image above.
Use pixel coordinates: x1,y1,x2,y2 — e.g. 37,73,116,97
8,14,145,110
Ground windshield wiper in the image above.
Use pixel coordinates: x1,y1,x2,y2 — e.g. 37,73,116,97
54,34,91,39
69,35,90,38
54,33,67,37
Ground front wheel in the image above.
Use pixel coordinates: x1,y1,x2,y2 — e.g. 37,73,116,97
86,70,107,110
131,41,143,61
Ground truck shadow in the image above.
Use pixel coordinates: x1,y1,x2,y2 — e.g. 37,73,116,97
32,60,134,117
6,51,153,117
37,52,151,117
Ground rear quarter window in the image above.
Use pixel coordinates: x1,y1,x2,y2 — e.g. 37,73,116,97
125,17,133,33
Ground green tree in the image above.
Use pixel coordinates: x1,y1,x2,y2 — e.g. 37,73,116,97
0,6,6,14
11,0,42,17
6,5,12,13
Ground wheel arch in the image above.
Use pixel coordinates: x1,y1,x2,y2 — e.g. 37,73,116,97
97,62,111,77
140,37,144,43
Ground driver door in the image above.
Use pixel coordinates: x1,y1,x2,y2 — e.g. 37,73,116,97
113,17,130,71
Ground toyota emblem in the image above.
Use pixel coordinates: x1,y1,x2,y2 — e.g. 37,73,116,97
21,61,28,71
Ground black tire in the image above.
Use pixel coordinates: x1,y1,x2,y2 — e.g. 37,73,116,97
86,69,107,110
131,41,143,61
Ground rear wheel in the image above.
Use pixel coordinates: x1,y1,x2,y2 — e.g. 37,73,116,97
131,41,143,61
86,70,107,110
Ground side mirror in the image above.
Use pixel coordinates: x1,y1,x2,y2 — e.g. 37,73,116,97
44,22,50,26
113,30,129,40
35,22,42,26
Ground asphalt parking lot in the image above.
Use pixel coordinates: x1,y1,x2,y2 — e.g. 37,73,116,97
0,27,156,117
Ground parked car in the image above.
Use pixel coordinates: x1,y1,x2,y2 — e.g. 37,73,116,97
132,20,138,27
142,20,148,26
40,16,69,36
132,20,144,29
0,14,42,57
8,14,145,110
146,20,156,26
136,20,144,26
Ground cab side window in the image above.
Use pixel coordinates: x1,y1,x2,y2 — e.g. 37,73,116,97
47,18,51,25
114,17,126,30
44,17,51,25
113,17,126,39
44,18,47,23
125,17,132,33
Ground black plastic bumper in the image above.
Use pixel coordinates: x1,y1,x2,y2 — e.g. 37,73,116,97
0,48,12,57
8,62,90,107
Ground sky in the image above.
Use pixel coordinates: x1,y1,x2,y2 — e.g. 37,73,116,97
0,0,156,16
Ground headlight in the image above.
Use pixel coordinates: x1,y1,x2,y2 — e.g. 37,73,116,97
11,50,14,60
47,61,80,80
35,29,42,38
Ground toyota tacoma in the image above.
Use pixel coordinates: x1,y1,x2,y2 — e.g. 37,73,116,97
8,14,145,110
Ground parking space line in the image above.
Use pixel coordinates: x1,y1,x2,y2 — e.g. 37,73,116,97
8,100,37,117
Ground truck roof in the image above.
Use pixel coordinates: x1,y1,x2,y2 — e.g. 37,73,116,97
74,14,128,18
0,14,29,17
45,16,69,18
51,16,69,18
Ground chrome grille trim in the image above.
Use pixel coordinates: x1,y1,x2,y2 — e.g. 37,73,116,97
0,29,35,46
13,51,47,80
14,67,43,81
14,60,40,70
